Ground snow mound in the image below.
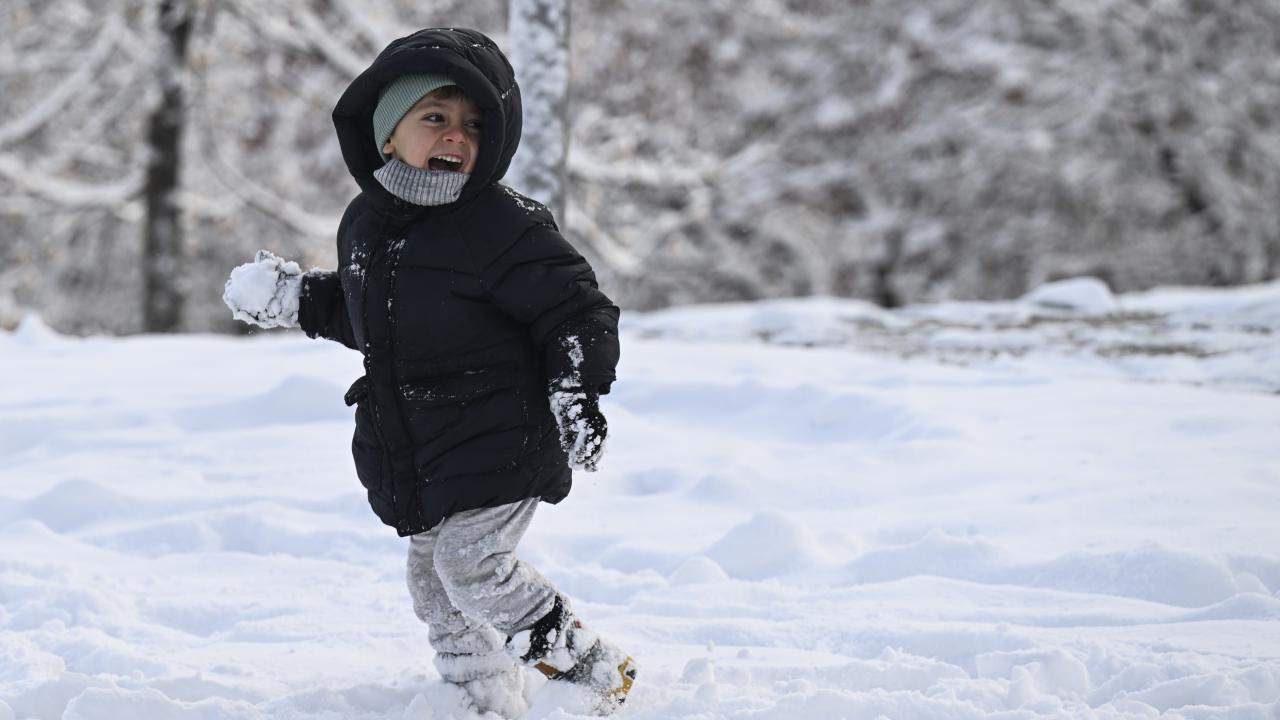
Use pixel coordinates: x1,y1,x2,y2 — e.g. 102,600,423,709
8,314,63,347
975,647,1091,700
705,510,824,580
1122,279,1280,329
1179,592,1280,622
846,528,1003,585
668,555,731,585
174,375,347,431
846,531,1242,608
623,295,889,347
12,479,150,533
1029,545,1239,608
5,674,113,720
1228,555,1280,593
614,380,945,445
1022,276,1117,312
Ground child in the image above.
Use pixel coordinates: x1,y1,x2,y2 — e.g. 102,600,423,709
222,27,634,718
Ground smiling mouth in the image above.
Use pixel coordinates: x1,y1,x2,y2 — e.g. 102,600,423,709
428,154,464,172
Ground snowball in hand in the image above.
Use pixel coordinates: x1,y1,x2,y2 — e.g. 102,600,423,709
550,390,608,471
223,250,303,329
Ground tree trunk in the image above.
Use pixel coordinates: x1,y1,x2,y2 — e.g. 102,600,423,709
143,0,193,333
507,0,570,225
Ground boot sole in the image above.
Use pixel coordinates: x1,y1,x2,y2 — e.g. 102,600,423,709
598,656,637,714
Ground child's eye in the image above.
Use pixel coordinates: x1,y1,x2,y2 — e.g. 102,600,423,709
466,119,483,131
422,113,445,123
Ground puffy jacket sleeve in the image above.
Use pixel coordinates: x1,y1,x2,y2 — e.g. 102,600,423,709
478,222,620,394
298,271,356,349
297,197,363,350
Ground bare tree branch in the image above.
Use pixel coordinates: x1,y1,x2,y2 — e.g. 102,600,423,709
0,17,123,149
328,0,398,52
0,154,143,207
219,0,366,78
190,121,340,240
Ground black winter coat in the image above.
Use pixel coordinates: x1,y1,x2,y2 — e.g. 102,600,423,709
297,28,620,536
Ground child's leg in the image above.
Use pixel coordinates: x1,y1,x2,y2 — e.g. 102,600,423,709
406,527,526,718
432,499,636,712
430,498,557,634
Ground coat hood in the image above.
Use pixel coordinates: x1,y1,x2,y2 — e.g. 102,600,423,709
333,28,522,207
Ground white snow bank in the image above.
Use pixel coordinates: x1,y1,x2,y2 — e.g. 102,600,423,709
1021,276,1117,312
846,530,1251,608
626,278,1280,393
10,314,65,347
1122,279,1280,326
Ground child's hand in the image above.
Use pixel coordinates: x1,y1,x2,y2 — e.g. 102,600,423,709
549,390,608,471
223,250,303,329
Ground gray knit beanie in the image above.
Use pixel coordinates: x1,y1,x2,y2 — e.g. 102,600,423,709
373,73,456,161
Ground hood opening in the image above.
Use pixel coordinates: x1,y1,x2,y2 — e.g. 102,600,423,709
333,28,522,208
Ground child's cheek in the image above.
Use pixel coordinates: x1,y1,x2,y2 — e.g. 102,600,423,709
400,146,427,169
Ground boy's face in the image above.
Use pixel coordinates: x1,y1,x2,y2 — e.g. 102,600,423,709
382,91,482,173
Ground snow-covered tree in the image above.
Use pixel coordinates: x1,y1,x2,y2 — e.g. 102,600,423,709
0,0,504,333
505,0,571,223
0,0,153,333
562,0,1280,308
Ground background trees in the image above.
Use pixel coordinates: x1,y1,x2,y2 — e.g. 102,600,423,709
1,0,1278,334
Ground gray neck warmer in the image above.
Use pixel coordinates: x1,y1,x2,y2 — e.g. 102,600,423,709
373,157,469,207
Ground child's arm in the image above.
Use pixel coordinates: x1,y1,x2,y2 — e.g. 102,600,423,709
297,270,357,349
293,197,366,349
221,250,357,349
478,223,620,470
477,222,620,393
222,201,365,340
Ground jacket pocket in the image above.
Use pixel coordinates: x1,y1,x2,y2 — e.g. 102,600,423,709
344,375,370,407
398,364,515,406
397,364,521,441
399,364,528,475
347,378,396,528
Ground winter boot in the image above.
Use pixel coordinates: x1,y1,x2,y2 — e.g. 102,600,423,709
506,596,637,714
458,666,527,719
434,647,528,719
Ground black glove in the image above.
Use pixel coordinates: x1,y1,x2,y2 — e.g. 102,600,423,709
549,390,608,471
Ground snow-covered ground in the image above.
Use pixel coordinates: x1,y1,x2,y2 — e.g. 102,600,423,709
2,279,1279,720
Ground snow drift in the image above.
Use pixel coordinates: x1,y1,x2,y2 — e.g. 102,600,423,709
1,281,1278,719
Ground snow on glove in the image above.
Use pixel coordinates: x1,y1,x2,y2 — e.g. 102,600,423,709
550,390,608,472
223,250,302,329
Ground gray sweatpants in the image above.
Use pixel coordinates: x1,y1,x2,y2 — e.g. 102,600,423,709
406,498,558,684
